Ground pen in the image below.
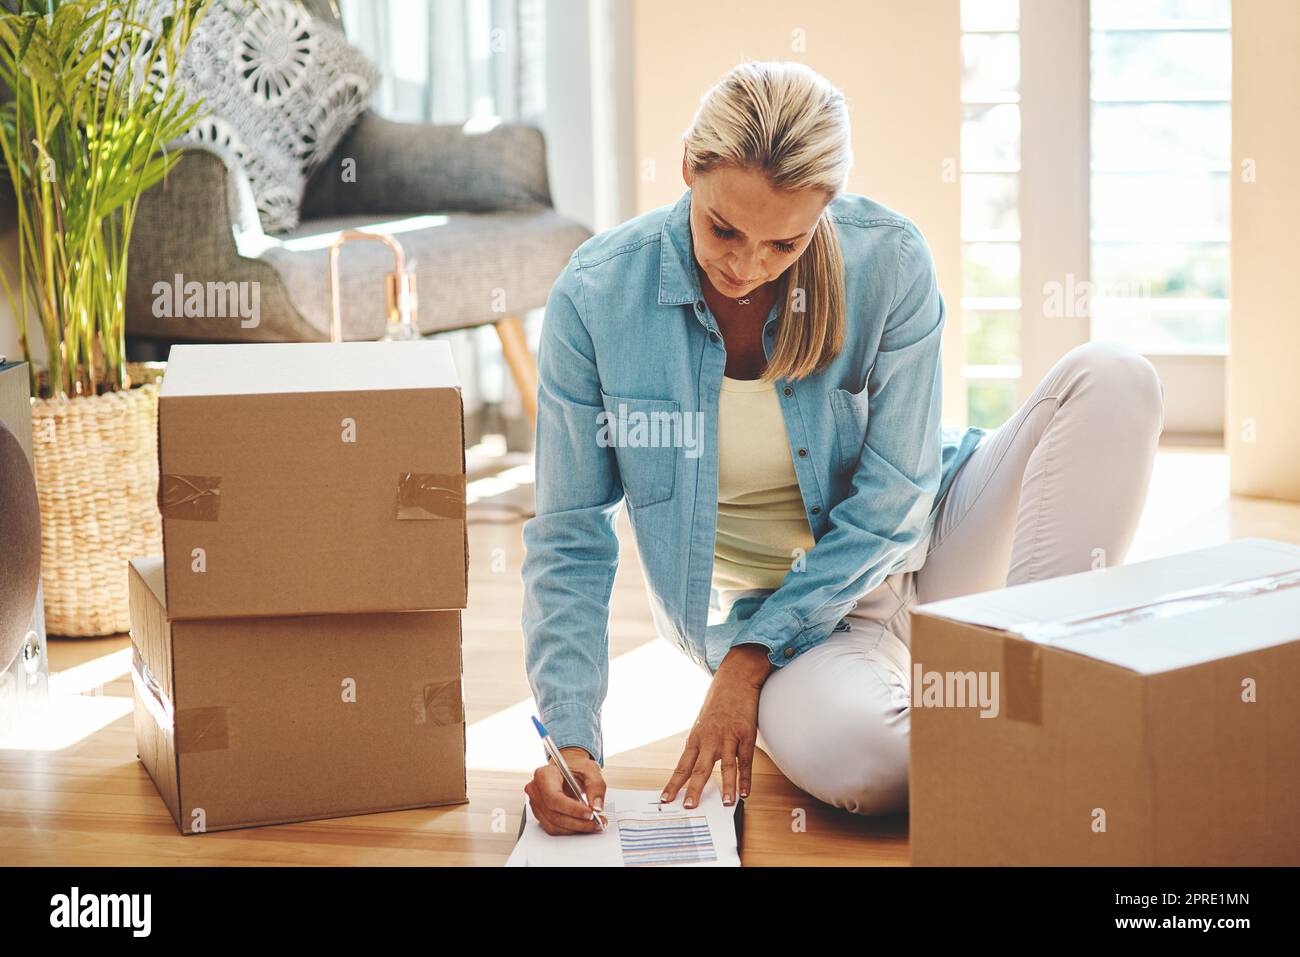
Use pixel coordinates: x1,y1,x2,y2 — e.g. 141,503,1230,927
531,716,606,831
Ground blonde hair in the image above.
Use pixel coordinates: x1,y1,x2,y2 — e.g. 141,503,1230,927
683,61,852,381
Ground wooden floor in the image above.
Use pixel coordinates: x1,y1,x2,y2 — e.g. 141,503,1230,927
3,442,1298,866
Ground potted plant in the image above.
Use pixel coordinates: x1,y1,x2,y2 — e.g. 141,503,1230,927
0,0,212,635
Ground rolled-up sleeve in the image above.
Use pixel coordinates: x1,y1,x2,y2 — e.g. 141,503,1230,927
731,224,947,666
521,254,623,764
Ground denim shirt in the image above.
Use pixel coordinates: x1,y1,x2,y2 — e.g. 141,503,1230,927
521,188,985,762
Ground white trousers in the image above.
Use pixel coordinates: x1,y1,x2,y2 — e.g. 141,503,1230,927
755,341,1165,815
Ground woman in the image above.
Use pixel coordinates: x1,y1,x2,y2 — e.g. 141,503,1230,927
520,61,1163,832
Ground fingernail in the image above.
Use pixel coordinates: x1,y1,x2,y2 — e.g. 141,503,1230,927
660,792,670,803
740,790,749,798
684,798,694,808
593,798,603,811
723,794,732,805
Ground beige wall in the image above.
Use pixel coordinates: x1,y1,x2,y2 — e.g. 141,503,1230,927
1230,0,1300,501
632,0,965,424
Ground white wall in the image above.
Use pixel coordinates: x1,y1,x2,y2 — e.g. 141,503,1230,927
543,0,597,231
542,0,637,234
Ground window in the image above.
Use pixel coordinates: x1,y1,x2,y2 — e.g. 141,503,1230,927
1089,0,1232,355
961,0,1022,427
959,0,1232,433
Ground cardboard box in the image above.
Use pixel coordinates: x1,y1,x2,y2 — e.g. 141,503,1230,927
158,341,467,619
128,557,467,834
909,538,1300,866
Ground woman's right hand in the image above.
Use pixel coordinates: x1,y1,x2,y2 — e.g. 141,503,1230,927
524,747,608,835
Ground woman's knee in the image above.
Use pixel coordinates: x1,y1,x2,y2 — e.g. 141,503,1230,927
1057,340,1165,437
757,649,910,816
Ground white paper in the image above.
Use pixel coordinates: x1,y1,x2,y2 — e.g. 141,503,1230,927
506,784,740,867
504,833,528,867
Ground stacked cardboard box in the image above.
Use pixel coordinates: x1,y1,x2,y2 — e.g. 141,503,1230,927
129,341,469,834
910,538,1300,865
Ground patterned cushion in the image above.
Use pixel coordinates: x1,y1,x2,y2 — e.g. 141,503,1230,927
178,0,379,233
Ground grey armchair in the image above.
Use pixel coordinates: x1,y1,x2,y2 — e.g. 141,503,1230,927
124,4,590,425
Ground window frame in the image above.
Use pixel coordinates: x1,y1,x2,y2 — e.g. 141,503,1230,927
1013,0,1227,437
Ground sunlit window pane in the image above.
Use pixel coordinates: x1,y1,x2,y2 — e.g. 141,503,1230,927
1092,31,1231,101
1091,0,1230,30
1092,172,1229,241
965,311,1021,366
961,0,1019,31
962,174,1019,241
967,380,1019,429
961,1,1020,426
962,33,1020,101
962,0,1019,31
1091,302,1229,354
1090,3,1231,356
1092,243,1228,299
963,242,1020,299
962,103,1020,171
1092,103,1230,172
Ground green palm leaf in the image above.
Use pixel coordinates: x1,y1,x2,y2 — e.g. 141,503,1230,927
0,0,216,397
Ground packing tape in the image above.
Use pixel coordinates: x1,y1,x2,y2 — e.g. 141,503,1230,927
160,474,221,521
175,706,230,754
412,679,464,727
1012,567,1300,644
990,566,1300,727
161,472,465,522
132,648,227,752
131,646,174,730
1001,637,1042,725
397,471,465,520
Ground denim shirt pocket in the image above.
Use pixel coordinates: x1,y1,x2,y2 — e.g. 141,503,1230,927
599,389,680,508
828,382,871,473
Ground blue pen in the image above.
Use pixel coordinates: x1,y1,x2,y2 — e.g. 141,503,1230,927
531,716,606,831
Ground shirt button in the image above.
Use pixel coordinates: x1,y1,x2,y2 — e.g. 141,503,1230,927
797,448,807,457
709,331,720,342
766,328,774,337
696,300,705,311
783,647,795,659
783,386,793,396
811,505,821,515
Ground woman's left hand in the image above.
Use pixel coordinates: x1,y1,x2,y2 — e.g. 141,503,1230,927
662,643,773,809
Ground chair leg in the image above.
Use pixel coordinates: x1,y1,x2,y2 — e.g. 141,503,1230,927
494,315,538,427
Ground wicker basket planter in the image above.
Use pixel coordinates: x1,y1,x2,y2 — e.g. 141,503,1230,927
30,368,164,637
2,4,217,636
